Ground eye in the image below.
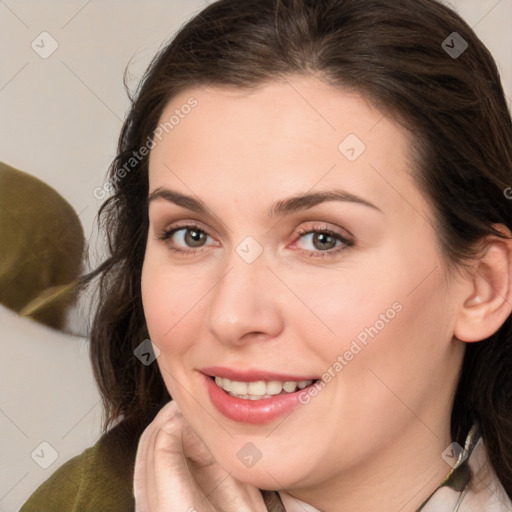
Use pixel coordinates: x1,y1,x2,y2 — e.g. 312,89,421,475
156,223,215,254
156,222,354,259
293,225,354,258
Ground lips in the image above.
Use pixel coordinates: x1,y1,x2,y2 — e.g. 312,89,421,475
201,366,319,382
201,366,321,424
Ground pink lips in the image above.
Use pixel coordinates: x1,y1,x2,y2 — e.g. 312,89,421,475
201,366,320,424
201,366,319,382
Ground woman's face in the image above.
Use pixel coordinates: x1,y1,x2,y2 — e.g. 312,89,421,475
141,77,466,496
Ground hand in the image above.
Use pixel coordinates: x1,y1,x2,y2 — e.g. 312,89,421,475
133,400,268,512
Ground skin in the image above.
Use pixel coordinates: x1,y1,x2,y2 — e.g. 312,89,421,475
137,76,512,511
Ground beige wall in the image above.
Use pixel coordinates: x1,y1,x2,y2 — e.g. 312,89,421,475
0,1,511,510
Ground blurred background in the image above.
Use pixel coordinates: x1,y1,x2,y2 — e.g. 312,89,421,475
0,0,510,510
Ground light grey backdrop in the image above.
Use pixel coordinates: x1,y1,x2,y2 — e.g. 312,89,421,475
0,1,511,511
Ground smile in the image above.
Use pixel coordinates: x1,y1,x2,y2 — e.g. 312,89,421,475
200,367,321,424
214,376,314,400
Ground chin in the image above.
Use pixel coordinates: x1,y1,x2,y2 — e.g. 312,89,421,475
215,450,310,490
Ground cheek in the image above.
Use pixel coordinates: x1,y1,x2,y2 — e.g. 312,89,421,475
324,269,455,422
141,254,193,351
141,260,168,340
141,246,191,323
284,250,407,364
299,242,452,401
141,259,197,400
140,251,220,391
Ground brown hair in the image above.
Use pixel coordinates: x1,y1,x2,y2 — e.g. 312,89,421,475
80,0,512,497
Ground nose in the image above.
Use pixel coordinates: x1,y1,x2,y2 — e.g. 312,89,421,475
205,247,284,346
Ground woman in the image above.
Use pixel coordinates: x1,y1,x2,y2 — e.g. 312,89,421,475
20,0,512,510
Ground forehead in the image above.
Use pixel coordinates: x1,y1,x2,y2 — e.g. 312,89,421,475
147,77,429,221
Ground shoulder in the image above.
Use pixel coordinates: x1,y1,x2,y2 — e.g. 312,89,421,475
20,418,143,512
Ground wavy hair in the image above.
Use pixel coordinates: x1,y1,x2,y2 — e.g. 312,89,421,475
79,0,512,497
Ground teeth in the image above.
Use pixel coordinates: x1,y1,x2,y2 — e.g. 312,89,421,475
247,381,266,395
283,381,297,392
230,380,248,395
213,376,313,400
267,381,283,394
222,378,232,392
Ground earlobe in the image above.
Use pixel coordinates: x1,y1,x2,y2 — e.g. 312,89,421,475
454,224,512,343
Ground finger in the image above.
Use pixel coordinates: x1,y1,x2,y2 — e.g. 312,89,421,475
151,409,197,505
144,402,202,510
154,407,264,512
134,418,154,511
176,412,216,467
136,401,267,512
154,403,221,498
134,401,179,511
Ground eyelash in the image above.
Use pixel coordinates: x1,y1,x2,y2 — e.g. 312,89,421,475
156,222,354,259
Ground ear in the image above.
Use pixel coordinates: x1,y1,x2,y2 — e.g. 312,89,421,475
454,224,512,343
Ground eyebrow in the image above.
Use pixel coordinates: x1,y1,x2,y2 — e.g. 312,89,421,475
147,187,382,217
